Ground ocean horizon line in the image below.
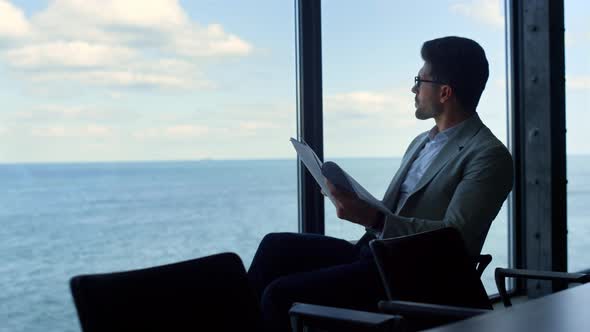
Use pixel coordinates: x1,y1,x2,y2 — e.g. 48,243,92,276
0,156,405,165
1,153,589,166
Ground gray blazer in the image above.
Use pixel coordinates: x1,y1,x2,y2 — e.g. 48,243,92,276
378,114,514,257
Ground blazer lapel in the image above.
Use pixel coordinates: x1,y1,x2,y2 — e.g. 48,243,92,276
406,114,484,199
382,134,429,208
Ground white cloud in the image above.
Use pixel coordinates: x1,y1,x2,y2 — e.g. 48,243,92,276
31,126,67,137
1,0,253,89
325,89,413,118
166,125,209,137
29,0,188,46
12,104,109,122
31,124,113,137
86,125,112,136
234,121,282,137
239,121,279,131
173,24,253,57
109,92,124,99
36,105,87,117
30,70,196,88
5,42,137,68
0,0,31,38
26,0,253,58
568,76,590,91
133,118,290,141
55,0,188,29
450,0,504,28
134,125,210,140
22,58,213,89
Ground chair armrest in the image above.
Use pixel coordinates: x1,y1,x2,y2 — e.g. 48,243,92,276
474,254,492,278
494,267,590,307
378,300,489,319
377,300,489,330
289,302,405,332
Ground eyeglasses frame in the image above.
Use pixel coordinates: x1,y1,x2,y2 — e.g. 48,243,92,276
414,76,448,88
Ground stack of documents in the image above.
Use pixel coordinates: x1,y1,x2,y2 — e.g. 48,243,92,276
290,138,393,216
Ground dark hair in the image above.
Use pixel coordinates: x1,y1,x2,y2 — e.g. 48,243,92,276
421,36,489,113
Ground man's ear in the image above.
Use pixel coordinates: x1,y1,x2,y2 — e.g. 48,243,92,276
439,85,453,103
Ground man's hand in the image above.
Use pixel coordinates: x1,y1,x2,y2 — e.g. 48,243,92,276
325,179,383,228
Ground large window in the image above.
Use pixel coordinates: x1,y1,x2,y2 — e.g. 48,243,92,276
321,0,509,293
565,0,590,273
0,1,296,331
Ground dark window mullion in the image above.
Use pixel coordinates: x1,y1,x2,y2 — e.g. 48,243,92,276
295,0,324,234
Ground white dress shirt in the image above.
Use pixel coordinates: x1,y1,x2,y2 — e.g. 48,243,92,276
394,124,462,213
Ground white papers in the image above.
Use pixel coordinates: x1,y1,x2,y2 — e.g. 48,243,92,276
290,137,394,217
289,138,338,206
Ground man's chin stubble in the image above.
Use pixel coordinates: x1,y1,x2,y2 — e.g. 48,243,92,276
415,109,429,120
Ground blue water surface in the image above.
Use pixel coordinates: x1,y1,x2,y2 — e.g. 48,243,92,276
0,156,588,332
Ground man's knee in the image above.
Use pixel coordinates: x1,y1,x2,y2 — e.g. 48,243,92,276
259,232,298,250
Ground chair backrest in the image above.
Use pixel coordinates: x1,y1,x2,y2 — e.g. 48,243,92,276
70,252,262,332
369,227,492,310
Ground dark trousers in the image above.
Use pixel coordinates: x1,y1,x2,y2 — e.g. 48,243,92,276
247,232,386,332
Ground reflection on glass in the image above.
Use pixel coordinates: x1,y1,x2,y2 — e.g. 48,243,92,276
0,1,295,331
322,0,508,294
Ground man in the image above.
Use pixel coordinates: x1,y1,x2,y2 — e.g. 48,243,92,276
247,36,514,332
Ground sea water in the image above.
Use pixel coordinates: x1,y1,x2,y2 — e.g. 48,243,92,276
1,156,588,332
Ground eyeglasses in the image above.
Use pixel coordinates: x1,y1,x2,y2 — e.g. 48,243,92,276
414,76,447,88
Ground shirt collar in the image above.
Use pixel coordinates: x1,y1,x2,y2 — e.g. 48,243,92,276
427,113,479,142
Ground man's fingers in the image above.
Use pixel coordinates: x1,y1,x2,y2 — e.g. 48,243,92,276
325,179,334,190
327,182,344,201
325,179,338,196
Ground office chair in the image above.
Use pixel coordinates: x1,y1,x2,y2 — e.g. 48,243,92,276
369,227,491,331
290,227,493,331
372,229,590,329
370,227,491,310
291,227,590,331
70,252,262,332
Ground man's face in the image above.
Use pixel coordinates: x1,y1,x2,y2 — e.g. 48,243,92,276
412,63,443,120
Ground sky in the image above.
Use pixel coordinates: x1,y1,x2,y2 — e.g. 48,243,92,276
0,0,587,163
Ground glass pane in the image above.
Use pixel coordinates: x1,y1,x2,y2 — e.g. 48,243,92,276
0,1,296,331
321,0,509,294
565,0,590,272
